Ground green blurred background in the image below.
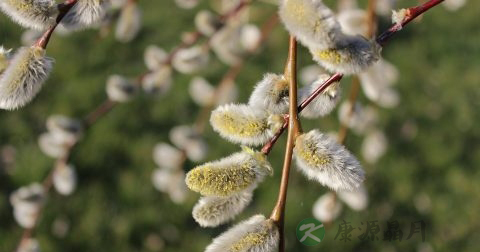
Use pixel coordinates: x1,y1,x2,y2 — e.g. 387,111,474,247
1,0,479,251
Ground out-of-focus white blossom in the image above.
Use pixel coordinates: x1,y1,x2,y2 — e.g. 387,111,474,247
361,129,388,164
337,9,368,37
0,46,11,74
169,125,197,149
211,24,246,66
338,101,379,135
312,192,343,222
152,168,188,204
337,185,368,211
17,238,40,252
184,138,208,162
299,74,341,118
115,2,142,43
359,59,400,108
152,142,184,170
46,115,84,143
240,24,261,52
38,133,70,158
376,0,397,16
299,64,327,86
195,10,222,36
21,29,43,46
10,183,45,228
142,65,172,95
144,45,168,71
189,77,216,106
174,0,199,9
106,74,137,102
443,0,467,11
172,46,210,74
53,164,77,196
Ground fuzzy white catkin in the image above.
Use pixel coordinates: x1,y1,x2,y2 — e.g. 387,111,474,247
299,64,327,86
338,101,379,135
205,215,279,252
144,45,168,71
175,0,199,9
443,0,467,11
279,0,342,49
142,65,172,95
337,185,368,211
0,0,57,30
172,46,209,74
61,0,109,29
169,125,197,149
115,2,142,43
299,74,341,118
211,24,245,66
17,238,40,252
195,10,222,36
193,190,253,227
240,24,261,52
358,58,399,108
210,104,278,146
0,46,54,110
248,73,289,114
106,74,137,102
312,192,343,223
152,142,184,170
186,147,272,197
152,168,188,204
38,132,69,158
189,76,216,106
53,164,77,196
337,9,368,37
10,183,45,228
184,138,208,162
361,129,388,164
46,115,84,143
294,130,365,191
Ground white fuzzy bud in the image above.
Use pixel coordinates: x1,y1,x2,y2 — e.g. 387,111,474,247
240,24,262,52
391,8,408,28
115,2,142,43
0,0,57,30
169,125,197,149
248,73,289,114
53,164,77,196
443,0,467,11
10,183,45,228
210,104,279,146
152,142,184,170
299,64,327,86
17,238,40,252
46,114,84,143
299,74,341,118
361,129,388,164
279,0,342,49
142,65,172,95
184,138,208,162
61,0,109,29
189,76,216,106
337,9,368,37
310,35,381,74
172,46,209,74
106,74,137,102
38,132,69,158
151,168,188,204
358,58,399,108
193,190,253,227
294,130,365,191
186,147,272,197
337,185,368,211
205,215,279,252
0,46,54,110
338,101,379,134
195,10,222,36
211,25,245,66
144,45,168,71
312,192,343,223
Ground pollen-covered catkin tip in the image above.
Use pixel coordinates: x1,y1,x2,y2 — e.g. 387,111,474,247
0,46,54,110
205,215,279,252
210,104,275,146
294,129,365,191
193,190,253,228
0,0,58,30
185,148,272,197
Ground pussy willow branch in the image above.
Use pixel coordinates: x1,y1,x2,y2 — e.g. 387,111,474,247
261,0,444,155
14,2,251,249
35,0,79,49
269,36,301,252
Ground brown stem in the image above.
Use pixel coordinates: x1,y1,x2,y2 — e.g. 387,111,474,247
376,0,444,46
270,37,300,252
83,100,117,127
35,0,79,49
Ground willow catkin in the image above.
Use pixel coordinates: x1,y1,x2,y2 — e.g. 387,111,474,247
248,73,290,114
61,0,108,29
0,46,54,110
106,74,137,102
299,74,341,118
0,46,11,74
115,2,142,43
185,147,272,197
0,0,58,30
193,190,253,228
205,215,279,252
210,104,282,146
294,129,365,191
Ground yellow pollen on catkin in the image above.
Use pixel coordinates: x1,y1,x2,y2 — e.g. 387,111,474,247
5,47,42,94
283,0,318,28
211,111,268,138
315,49,342,64
296,136,332,167
229,223,271,252
186,163,257,197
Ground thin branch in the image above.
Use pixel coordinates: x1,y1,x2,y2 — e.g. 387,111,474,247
269,36,300,252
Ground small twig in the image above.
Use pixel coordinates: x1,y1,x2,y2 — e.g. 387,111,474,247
269,36,300,252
